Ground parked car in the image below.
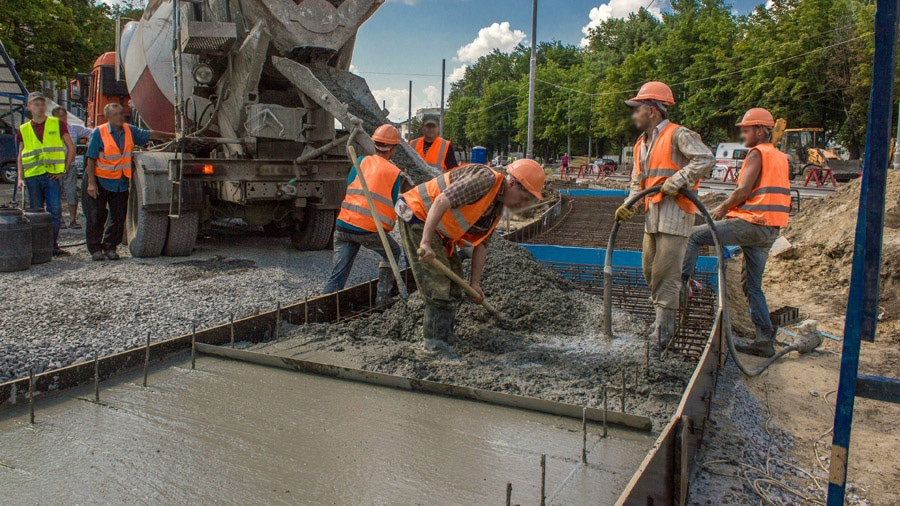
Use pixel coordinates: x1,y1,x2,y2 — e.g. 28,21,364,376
1,131,17,184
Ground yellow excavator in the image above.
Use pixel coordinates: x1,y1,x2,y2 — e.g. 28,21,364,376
772,119,862,181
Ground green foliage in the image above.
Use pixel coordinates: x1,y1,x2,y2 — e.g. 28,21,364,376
445,0,882,159
0,0,142,90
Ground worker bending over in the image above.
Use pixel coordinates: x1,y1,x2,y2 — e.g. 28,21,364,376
84,104,174,261
616,81,714,346
410,115,459,172
323,125,408,306
682,108,791,357
396,159,546,359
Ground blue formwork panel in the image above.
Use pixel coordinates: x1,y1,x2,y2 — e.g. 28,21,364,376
520,244,719,285
557,189,630,197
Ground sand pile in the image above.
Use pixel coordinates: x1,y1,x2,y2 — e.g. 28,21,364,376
253,237,697,429
765,172,900,338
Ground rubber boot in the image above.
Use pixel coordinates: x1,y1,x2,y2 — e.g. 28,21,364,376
734,326,776,358
375,265,394,307
649,307,677,349
422,305,460,361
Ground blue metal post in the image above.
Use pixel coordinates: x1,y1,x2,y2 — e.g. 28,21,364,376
826,0,900,503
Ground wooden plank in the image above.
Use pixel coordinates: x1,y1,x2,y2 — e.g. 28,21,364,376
856,374,900,404
195,343,654,431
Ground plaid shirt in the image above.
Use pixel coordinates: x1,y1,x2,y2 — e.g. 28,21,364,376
442,164,506,239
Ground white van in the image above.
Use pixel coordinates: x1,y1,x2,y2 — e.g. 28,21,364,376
713,142,749,180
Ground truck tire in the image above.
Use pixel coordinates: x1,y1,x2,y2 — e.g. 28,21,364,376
1,163,16,184
127,167,169,258
291,208,335,251
163,212,199,257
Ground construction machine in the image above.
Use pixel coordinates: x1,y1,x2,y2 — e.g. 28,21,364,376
772,118,861,182
117,0,436,257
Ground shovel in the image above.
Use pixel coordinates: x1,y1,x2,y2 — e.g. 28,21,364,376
419,249,507,323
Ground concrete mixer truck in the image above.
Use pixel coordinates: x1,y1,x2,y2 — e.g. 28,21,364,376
117,0,436,257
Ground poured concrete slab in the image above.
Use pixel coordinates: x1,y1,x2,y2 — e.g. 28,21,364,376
0,355,654,505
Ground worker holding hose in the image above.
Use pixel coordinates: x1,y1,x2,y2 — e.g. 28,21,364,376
615,81,715,347
682,108,791,357
396,159,546,359
323,125,409,306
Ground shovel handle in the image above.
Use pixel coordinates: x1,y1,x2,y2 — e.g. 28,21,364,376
420,251,500,316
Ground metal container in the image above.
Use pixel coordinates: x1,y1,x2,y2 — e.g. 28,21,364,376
0,209,32,272
24,208,53,264
471,146,487,165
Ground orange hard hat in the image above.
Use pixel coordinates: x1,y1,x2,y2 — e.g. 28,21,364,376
507,159,546,200
625,81,675,107
736,108,775,127
372,124,401,146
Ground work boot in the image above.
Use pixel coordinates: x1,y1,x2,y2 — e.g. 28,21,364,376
650,307,677,349
422,305,460,361
91,251,106,262
375,265,394,307
105,249,120,261
734,326,776,358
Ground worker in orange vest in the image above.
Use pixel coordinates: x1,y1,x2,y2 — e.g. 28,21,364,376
323,124,410,305
682,108,791,357
615,81,715,347
410,115,459,172
84,103,174,261
396,159,546,360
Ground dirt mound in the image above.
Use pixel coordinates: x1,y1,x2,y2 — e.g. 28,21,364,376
765,172,900,338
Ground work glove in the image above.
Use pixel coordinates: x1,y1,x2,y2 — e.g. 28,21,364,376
615,205,635,222
660,178,681,197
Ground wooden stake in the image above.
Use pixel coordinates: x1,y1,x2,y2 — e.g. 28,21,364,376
191,324,197,370
621,369,626,412
602,384,608,438
304,296,309,325
336,291,341,321
581,406,588,464
506,482,512,506
93,353,99,403
28,368,34,424
275,301,281,338
230,313,235,348
540,454,546,506
143,331,150,388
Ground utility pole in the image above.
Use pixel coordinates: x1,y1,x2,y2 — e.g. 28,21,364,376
440,59,446,136
408,80,412,141
587,96,593,164
526,0,537,159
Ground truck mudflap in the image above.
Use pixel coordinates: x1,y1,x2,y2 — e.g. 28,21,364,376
134,152,203,212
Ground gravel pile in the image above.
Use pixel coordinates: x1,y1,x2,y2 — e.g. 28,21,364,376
0,228,383,383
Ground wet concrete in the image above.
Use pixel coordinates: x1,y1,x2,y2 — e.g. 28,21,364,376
0,354,654,505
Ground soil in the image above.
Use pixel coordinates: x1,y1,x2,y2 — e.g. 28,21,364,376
252,238,698,431
691,173,900,505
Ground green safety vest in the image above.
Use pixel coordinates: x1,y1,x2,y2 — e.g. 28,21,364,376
19,117,66,178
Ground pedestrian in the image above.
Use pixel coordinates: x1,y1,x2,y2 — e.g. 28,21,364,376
615,81,715,347
396,159,546,359
682,108,791,357
561,153,569,175
323,125,409,305
410,114,459,172
52,106,92,229
83,103,174,261
16,92,76,256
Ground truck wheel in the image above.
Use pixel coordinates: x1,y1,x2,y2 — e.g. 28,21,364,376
163,212,199,257
291,208,335,251
126,167,169,258
1,163,16,184
801,164,820,181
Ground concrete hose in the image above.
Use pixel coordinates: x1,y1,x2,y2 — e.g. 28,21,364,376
602,185,793,377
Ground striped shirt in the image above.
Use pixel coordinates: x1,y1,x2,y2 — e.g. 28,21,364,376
628,120,715,237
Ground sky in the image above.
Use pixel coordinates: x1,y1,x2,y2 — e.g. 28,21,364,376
353,0,768,122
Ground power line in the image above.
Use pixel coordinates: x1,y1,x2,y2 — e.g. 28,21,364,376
353,70,442,77
445,94,517,116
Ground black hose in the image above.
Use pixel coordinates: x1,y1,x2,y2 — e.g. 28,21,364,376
602,185,795,376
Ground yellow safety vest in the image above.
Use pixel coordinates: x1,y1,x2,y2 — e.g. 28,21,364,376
19,117,66,178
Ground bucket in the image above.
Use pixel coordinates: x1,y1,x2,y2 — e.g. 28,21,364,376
471,146,487,165
24,208,53,264
0,209,32,272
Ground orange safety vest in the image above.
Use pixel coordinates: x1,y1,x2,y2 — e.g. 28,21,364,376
403,170,505,252
95,123,134,180
727,143,791,227
633,122,699,214
337,155,401,232
410,136,451,172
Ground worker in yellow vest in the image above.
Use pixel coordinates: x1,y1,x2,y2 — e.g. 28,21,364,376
615,82,714,347
84,104,174,261
16,92,76,255
323,124,410,305
682,108,791,357
410,115,459,172
396,159,546,360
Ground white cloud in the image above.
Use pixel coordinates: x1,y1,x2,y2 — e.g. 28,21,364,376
456,22,526,64
579,0,663,46
371,85,445,122
447,65,467,83
423,85,441,105
765,0,775,9
386,0,420,4
349,63,359,74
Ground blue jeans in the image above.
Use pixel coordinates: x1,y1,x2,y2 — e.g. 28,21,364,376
323,228,402,296
25,174,62,247
682,218,780,330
